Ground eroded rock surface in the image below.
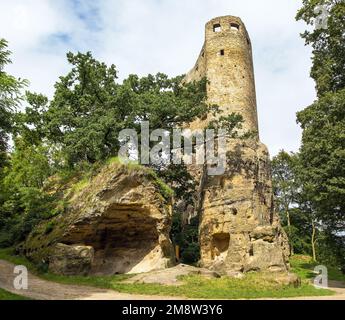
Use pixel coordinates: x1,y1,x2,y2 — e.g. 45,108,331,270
21,163,175,275
123,264,221,286
184,15,290,274
199,139,289,273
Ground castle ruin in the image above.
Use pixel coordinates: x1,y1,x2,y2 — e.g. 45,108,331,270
21,15,290,277
185,16,290,274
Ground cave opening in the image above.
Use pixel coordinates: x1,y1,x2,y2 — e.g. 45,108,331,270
212,233,230,254
64,204,161,275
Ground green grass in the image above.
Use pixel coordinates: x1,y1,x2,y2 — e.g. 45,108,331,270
0,248,337,299
0,288,29,300
102,273,334,299
290,254,345,283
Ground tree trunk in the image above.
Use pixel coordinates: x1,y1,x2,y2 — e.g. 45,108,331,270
286,206,294,255
311,220,317,262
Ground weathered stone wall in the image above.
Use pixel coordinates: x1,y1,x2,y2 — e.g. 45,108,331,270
199,139,289,273
185,16,259,135
185,15,290,273
21,163,175,276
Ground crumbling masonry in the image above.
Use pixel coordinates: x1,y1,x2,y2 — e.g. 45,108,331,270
185,16,290,274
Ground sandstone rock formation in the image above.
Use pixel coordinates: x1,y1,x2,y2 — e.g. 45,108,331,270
199,139,290,273
124,264,221,286
21,15,290,278
185,15,290,273
21,162,175,275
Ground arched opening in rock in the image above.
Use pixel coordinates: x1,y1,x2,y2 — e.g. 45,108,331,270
63,204,162,275
212,233,230,254
230,23,240,31
213,24,221,32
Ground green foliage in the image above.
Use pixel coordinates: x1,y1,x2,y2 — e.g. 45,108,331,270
44,221,56,235
0,45,245,270
0,39,28,165
0,137,58,247
171,214,200,265
0,39,27,152
272,149,345,267
3,138,52,189
154,177,174,200
207,112,255,139
316,232,345,269
0,288,29,300
0,49,213,248
296,89,345,230
291,254,345,283
20,52,209,167
158,163,196,205
294,0,345,268
296,0,345,96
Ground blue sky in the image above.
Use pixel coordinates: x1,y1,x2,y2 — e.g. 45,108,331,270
0,0,316,156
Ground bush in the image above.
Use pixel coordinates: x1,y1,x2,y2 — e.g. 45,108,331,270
181,242,200,264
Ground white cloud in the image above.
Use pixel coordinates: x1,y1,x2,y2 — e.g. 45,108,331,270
0,0,317,156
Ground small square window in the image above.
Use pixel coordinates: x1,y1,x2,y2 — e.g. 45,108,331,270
213,24,221,32
230,23,240,31
220,49,225,56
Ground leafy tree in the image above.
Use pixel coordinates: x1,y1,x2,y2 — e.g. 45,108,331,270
272,151,329,261
0,137,56,247
0,39,27,169
25,52,209,167
297,90,345,232
2,137,52,189
296,0,345,265
272,151,300,255
1,49,246,255
296,0,345,96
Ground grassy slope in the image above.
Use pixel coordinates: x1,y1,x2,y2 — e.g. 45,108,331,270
290,254,345,283
0,248,337,300
0,288,29,300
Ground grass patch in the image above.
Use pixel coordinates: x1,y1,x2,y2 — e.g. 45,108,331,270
105,273,334,299
291,255,345,282
0,288,29,300
0,249,337,299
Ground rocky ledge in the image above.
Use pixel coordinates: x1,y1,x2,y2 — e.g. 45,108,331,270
19,161,175,276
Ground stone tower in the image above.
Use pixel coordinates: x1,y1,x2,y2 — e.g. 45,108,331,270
185,16,290,274
185,16,259,134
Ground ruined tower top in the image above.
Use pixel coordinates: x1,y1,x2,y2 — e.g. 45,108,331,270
185,15,259,137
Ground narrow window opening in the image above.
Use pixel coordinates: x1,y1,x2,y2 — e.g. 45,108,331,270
213,24,221,32
230,23,240,31
249,245,254,257
219,49,225,56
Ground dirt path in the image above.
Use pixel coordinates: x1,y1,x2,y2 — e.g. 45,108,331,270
283,280,345,300
1,260,344,300
0,260,184,300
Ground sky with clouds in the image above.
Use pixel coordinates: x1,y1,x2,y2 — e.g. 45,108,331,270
0,0,317,156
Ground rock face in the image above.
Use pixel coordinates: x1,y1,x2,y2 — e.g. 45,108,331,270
199,139,289,273
21,162,175,275
124,264,221,286
184,15,259,135
185,16,290,273
48,244,94,276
